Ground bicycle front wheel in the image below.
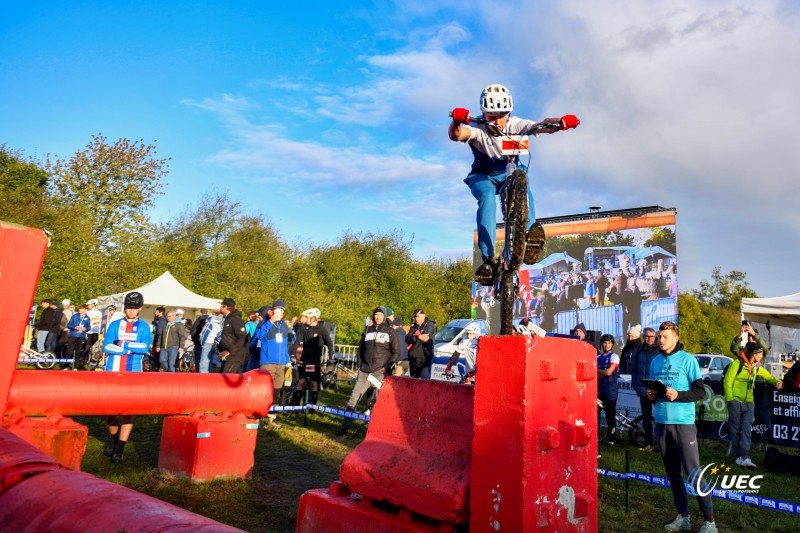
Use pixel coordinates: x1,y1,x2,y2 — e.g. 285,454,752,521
503,169,529,272
37,351,57,370
629,415,648,448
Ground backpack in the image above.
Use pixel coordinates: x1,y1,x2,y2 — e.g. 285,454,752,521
722,359,744,396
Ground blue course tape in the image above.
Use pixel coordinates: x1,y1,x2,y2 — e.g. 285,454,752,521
268,403,370,422
598,468,800,515
18,359,74,363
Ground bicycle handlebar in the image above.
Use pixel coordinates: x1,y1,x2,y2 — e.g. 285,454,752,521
448,112,562,134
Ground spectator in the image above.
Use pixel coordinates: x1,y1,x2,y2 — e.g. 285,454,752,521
619,324,642,375
102,291,152,463
151,306,167,361
218,298,250,375
292,308,334,407
32,299,53,352
534,288,556,331
608,269,627,305
668,263,678,298
571,322,594,347
45,299,64,354
103,305,122,334
597,334,620,446
584,272,596,307
289,314,308,360
630,327,660,450
158,309,188,372
405,309,435,378
337,307,400,437
729,322,767,358
595,270,610,307
85,299,103,356
176,308,186,323
191,308,209,359
622,277,643,333
253,299,291,403
197,312,222,374
57,299,72,357
646,322,716,533
392,317,409,376
245,310,258,338
724,342,783,468
65,305,91,368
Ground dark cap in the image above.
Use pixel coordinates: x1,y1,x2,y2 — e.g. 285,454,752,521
745,342,764,356
384,306,394,317
221,298,236,307
258,305,273,319
574,322,586,333
372,307,385,317
272,299,286,310
393,317,403,326
413,308,425,316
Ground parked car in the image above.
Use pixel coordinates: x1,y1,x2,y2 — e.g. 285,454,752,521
694,353,734,382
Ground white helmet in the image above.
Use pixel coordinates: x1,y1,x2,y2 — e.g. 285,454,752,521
464,323,480,335
480,84,513,115
302,307,321,319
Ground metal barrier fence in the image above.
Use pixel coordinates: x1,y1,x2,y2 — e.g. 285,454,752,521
334,344,359,371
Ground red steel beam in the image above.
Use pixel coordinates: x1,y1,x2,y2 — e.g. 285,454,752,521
5,369,274,419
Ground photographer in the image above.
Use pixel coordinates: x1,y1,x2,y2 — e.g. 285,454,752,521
729,321,767,359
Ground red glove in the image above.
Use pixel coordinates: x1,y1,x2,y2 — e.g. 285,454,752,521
413,330,421,337
451,107,471,125
561,115,579,130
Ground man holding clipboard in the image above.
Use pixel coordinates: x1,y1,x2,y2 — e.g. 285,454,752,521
645,321,717,533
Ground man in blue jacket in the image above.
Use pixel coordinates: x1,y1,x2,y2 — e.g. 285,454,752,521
630,327,660,450
254,299,290,406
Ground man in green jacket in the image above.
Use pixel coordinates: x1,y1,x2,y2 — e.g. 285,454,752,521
723,341,783,468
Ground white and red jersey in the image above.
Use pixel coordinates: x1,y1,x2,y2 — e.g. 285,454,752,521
103,318,152,372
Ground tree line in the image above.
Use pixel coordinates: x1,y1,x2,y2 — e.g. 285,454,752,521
0,136,755,348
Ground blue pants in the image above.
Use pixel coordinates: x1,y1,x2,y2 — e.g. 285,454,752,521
197,343,215,374
727,400,755,459
465,169,536,258
160,346,178,372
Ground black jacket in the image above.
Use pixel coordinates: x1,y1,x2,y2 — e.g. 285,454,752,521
359,321,400,373
297,323,334,363
405,319,435,364
34,307,55,330
218,310,249,363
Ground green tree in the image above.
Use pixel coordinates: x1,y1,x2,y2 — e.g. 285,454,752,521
643,226,676,255
691,266,757,312
46,133,169,245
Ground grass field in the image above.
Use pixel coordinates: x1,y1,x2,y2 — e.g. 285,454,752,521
75,384,800,533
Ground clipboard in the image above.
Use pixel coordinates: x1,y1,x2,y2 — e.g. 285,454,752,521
640,378,667,394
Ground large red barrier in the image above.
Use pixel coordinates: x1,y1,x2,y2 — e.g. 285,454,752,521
2,413,88,471
5,369,274,419
469,335,598,532
339,376,474,525
0,221,49,414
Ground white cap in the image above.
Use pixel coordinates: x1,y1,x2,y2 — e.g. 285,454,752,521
176,308,185,315
86,298,98,306
301,308,321,319
62,299,70,306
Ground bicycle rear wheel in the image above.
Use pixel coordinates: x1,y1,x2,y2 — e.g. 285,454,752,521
629,415,648,448
502,169,529,272
37,351,57,370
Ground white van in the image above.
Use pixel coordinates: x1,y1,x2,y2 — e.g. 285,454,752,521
429,319,487,381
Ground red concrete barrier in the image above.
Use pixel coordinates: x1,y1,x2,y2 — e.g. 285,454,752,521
0,221,49,415
158,411,260,481
3,413,88,471
5,369,274,419
0,426,65,492
298,482,448,533
469,335,598,532
338,376,474,524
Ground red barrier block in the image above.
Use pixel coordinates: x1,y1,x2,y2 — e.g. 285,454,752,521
158,411,259,481
0,427,65,492
469,335,598,533
297,482,452,533
0,221,49,415
2,414,88,471
0,469,244,532
339,377,474,525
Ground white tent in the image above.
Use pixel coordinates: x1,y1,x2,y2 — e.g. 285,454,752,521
741,292,800,376
97,271,222,324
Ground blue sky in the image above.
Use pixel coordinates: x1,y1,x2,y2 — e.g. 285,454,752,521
2,1,799,298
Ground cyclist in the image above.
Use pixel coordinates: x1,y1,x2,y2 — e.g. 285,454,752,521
597,333,620,446
102,291,152,463
444,322,480,382
292,307,335,407
449,84,579,283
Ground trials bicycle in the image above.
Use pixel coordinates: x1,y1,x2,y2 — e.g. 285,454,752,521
453,114,563,335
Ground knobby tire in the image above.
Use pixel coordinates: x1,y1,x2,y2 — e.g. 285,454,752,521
497,169,529,336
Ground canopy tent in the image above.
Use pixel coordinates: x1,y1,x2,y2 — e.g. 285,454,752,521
741,292,800,376
526,252,582,277
96,271,222,324
629,245,676,262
